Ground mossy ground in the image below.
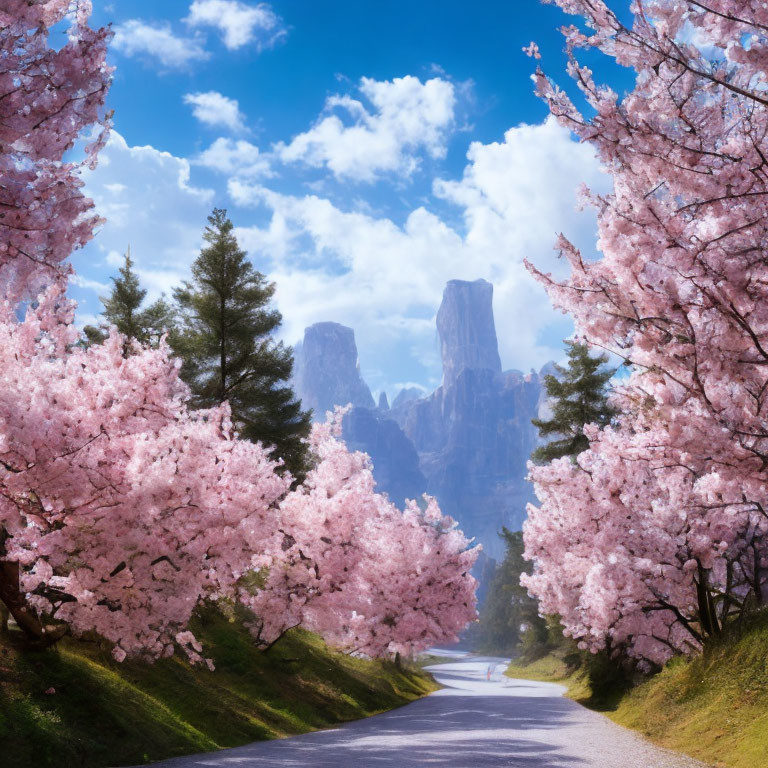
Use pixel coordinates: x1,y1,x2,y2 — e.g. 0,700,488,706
0,607,437,768
504,614,768,768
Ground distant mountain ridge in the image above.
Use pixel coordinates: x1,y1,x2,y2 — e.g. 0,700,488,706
292,279,549,560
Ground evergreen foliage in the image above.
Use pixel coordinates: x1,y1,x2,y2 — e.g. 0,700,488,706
531,341,615,462
83,249,175,351
476,529,548,656
171,208,312,480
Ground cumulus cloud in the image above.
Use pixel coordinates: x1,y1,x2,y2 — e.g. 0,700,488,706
71,132,214,316
275,76,457,183
184,91,246,132
195,138,273,178
185,0,286,51
74,119,606,394
112,20,208,68
231,116,608,386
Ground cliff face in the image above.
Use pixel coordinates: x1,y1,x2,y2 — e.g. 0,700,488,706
390,283,543,556
437,279,501,385
292,322,374,418
390,369,542,555
293,322,426,507
292,281,546,560
342,407,426,508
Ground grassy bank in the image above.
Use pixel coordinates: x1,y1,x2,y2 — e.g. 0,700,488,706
0,607,437,768
503,652,592,701
504,614,768,768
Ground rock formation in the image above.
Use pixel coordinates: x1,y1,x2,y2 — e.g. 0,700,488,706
342,407,426,508
293,322,426,507
437,279,501,385
291,280,547,560
292,322,374,418
391,387,423,409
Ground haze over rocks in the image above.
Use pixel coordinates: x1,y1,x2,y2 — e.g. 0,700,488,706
293,279,549,559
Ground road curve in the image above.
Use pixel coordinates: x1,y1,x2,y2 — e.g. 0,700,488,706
137,654,709,767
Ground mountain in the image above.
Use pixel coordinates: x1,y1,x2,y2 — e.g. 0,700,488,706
292,280,548,560
292,322,375,418
292,322,426,508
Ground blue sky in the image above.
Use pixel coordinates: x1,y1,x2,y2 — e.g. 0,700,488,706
71,0,626,399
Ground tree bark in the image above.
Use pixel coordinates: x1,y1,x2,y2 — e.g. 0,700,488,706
0,546,65,646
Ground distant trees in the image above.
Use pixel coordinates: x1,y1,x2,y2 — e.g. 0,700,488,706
475,529,547,656
531,342,615,463
171,209,312,480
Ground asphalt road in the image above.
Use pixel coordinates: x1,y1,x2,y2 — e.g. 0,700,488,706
138,654,709,767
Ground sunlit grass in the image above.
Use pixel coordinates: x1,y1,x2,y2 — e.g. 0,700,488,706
0,604,437,767
504,612,768,768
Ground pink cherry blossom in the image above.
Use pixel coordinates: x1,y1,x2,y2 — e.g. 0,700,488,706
247,411,479,658
0,0,111,302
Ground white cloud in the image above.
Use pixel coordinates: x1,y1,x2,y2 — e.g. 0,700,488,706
195,137,273,178
231,116,608,381
70,274,110,294
185,0,286,51
275,76,457,183
73,119,607,393
112,20,208,68
72,132,215,312
184,91,246,132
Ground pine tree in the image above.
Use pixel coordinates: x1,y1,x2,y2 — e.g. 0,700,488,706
83,248,175,351
531,341,615,463
171,208,312,480
476,528,548,655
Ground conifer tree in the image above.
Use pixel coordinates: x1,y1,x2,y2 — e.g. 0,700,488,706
171,208,311,479
476,528,548,656
531,341,615,463
83,249,175,351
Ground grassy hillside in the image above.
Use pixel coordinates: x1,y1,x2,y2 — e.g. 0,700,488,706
0,607,437,768
504,613,768,768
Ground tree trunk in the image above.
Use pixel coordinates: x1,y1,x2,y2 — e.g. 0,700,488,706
696,565,720,639
0,559,65,646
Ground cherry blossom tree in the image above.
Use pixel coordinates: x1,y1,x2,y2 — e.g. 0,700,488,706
0,286,290,660
248,412,479,658
0,0,111,301
522,1,768,665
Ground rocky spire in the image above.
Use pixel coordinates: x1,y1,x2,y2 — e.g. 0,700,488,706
292,322,374,420
436,279,501,385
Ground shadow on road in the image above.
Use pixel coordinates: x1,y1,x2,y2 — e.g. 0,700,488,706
151,691,585,767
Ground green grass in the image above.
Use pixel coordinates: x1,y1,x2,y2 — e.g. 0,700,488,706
504,614,768,768
414,653,459,668
504,651,592,702
0,606,437,768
